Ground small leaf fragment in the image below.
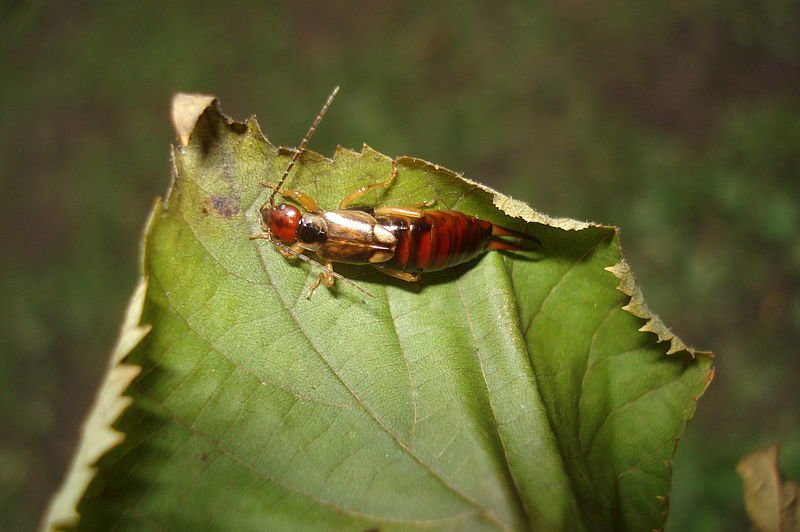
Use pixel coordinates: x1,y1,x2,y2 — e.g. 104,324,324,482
171,93,217,147
737,444,800,532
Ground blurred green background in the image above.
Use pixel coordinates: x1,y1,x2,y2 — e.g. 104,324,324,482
1,1,798,530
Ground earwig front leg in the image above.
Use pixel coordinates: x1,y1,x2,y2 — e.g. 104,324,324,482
249,233,305,258
262,181,321,212
374,265,422,283
306,260,336,299
339,160,399,209
278,242,305,259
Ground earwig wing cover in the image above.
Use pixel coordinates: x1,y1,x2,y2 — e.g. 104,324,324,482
45,97,712,531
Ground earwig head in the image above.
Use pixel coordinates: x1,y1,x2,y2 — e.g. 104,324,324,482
262,203,301,243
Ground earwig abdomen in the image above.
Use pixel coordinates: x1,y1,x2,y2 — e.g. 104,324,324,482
377,211,494,273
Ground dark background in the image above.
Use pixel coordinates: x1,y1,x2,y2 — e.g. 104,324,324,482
2,2,798,530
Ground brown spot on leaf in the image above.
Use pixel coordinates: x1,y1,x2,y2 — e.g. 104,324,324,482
202,195,240,218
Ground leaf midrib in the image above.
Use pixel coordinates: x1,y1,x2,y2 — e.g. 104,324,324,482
248,217,509,528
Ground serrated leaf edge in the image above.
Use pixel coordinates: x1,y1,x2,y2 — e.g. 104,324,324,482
605,258,704,357
40,280,148,531
40,200,161,530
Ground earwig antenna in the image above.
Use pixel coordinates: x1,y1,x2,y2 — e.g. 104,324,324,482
269,238,374,299
269,86,341,207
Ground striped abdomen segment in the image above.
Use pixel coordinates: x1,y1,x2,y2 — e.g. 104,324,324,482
376,211,493,273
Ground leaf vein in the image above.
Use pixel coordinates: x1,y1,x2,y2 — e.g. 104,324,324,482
455,275,530,530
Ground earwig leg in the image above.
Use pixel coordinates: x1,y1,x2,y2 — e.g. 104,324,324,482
281,188,322,212
263,181,321,212
250,233,305,258
373,206,426,219
374,266,422,283
322,262,336,287
411,199,437,209
306,261,336,299
306,277,322,299
339,160,399,209
278,242,305,259
373,199,435,219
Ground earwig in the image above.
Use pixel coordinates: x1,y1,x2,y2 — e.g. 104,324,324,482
252,87,541,299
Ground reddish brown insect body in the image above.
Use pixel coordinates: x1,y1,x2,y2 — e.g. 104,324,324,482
372,210,533,274
251,87,540,298
379,211,491,273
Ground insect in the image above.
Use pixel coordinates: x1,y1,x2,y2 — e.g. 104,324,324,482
251,87,541,298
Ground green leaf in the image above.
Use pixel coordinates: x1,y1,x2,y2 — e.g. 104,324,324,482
45,95,713,531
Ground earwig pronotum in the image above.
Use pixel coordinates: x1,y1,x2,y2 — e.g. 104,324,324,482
250,87,541,299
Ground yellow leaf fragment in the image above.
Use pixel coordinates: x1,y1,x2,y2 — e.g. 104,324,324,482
171,93,217,147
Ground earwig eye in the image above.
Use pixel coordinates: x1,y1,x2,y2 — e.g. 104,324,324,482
264,203,301,243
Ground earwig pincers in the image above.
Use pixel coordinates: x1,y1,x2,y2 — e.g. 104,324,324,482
251,87,541,299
